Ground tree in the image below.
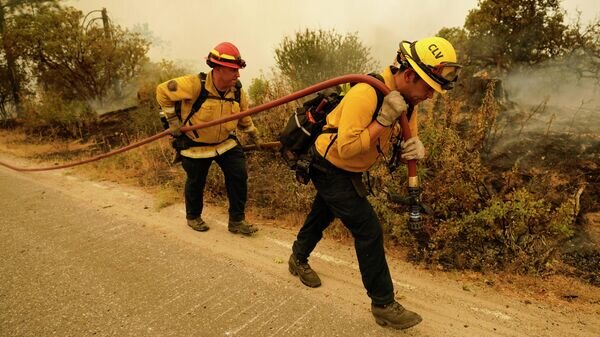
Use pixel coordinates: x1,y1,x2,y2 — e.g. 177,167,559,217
437,0,600,107
561,16,600,83
437,27,469,64
0,0,56,116
248,75,270,106
9,4,149,102
274,29,378,91
463,0,570,72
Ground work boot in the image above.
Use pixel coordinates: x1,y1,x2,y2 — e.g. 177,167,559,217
371,301,422,330
288,254,321,288
187,217,209,232
228,219,258,236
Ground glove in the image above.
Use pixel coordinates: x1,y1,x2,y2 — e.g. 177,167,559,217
244,125,262,148
376,91,407,127
400,137,425,160
168,116,182,137
162,107,182,137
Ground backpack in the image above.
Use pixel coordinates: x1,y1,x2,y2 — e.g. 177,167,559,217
279,73,385,184
160,72,242,139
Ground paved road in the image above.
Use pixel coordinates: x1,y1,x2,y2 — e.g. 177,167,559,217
0,167,406,337
1,164,598,337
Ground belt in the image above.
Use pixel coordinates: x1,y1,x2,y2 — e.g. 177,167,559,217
180,138,238,158
310,147,358,176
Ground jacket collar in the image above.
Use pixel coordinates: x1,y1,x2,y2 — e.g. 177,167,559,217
205,70,235,98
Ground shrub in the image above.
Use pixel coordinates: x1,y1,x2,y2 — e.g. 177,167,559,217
21,91,97,139
431,188,576,273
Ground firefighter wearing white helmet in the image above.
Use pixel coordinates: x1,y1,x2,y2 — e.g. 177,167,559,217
156,42,260,235
289,36,461,330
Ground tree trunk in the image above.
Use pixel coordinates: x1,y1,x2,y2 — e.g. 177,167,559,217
0,4,21,116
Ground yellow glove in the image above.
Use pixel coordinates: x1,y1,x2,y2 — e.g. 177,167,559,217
400,137,425,160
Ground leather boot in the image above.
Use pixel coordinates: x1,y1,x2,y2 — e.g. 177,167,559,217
187,218,209,232
228,219,258,235
288,254,321,288
371,301,422,330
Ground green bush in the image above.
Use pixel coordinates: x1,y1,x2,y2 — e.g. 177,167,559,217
21,91,97,139
367,84,579,275
431,188,575,273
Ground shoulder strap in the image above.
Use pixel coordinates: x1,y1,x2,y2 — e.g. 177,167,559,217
367,72,385,121
367,72,413,122
234,79,242,103
183,73,243,138
182,72,209,126
173,73,208,123
184,73,243,123
197,78,243,104
323,73,386,159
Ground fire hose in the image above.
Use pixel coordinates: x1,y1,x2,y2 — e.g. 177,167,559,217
0,74,426,242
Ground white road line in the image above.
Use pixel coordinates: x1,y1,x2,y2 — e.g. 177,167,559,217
214,306,235,321
267,237,416,291
470,306,512,320
251,296,293,332
393,280,416,290
267,305,317,337
224,298,270,336
266,238,351,266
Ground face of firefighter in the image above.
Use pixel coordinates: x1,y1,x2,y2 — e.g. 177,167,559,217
396,69,435,106
213,65,240,91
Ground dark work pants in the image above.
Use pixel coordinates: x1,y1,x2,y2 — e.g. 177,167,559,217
291,166,395,306
181,145,247,222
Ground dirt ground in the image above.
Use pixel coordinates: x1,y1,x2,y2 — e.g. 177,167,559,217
1,145,599,336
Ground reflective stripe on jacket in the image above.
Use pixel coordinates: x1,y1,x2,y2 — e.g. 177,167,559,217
156,71,253,146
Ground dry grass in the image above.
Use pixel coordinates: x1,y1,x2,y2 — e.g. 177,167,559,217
2,125,599,307
1,77,597,295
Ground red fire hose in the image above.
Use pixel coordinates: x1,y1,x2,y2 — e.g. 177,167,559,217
0,74,417,188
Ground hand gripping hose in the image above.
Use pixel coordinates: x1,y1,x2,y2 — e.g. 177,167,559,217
0,74,418,184
0,74,423,240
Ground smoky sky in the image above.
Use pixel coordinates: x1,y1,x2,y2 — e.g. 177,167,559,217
66,0,600,81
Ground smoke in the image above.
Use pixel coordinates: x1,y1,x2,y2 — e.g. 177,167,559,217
503,60,600,135
88,81,140,115
486,55,600,168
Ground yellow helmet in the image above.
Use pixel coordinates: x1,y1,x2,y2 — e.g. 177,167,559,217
397,37,462,93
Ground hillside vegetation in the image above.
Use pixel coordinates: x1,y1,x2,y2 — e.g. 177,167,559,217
1,0,598,287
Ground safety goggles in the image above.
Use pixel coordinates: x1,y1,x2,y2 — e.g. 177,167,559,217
399,41,462,90
209,49,247,68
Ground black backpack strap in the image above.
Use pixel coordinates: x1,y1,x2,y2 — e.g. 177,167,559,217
189,76,242,110
179,73,243,140
201,79,242,103
180,72,208,138
174,101,182,121
323,73,385,159
368,72,413,127
367,73,385,121
234,79,242,103
184,72,208,125
171,73,206,137
323,133,338,159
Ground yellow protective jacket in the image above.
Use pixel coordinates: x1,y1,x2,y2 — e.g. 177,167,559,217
156,71,254,157
314,66,418,172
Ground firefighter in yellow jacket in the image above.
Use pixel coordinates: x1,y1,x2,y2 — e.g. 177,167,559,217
288,37,462,329
156,42,259,235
